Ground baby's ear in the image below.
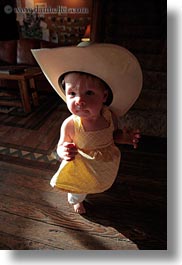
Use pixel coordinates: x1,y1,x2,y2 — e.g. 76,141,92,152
103,89,109,103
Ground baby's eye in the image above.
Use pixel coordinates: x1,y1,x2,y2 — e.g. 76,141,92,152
86,90,94,96
69,91,76,96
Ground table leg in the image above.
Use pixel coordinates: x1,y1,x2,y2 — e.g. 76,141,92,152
29,78,39,107
18,79,31,113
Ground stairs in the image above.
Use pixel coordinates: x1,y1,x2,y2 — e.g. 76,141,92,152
100,0,167,137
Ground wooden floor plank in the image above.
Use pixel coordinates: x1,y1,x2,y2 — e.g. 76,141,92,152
0,161,138,250
0,138,167,250
0,193,133,240
0,231,61,250
0,211,137,250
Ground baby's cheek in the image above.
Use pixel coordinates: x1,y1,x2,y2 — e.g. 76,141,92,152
67,102,75,113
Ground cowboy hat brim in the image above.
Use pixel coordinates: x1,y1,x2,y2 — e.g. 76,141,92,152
31,43,142,116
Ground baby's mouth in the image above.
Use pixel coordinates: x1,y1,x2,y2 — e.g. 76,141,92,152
75,105,88,114
75,105,85,111
75,105,81,110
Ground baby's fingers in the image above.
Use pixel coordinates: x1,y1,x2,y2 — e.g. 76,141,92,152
132,131,141,149
63,142,77,160
63,149,77,161
133,129,141,137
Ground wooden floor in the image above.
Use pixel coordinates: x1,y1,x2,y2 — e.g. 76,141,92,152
0,95,167,250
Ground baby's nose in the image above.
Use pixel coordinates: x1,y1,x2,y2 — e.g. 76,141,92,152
75,96,85,106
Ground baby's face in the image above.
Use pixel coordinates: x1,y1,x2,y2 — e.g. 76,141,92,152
64,73,108,118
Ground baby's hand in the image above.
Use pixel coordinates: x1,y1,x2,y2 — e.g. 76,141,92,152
57,142,77,161
129,128,141,149
114,127,141,149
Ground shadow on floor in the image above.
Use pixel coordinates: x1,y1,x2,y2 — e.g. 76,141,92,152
83,187,167,250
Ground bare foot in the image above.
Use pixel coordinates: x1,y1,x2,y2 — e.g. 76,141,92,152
73,202,86,214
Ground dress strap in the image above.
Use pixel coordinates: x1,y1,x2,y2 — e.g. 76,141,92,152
73,115,82,133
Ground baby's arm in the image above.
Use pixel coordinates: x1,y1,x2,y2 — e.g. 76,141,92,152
111,112,141,149
57,116,77,161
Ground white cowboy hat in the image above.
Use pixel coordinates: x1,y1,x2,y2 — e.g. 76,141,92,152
32,43,143,116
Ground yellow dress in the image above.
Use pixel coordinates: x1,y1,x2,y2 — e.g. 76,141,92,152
50,106,121,194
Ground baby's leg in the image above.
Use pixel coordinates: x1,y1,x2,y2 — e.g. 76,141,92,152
67,193,87,214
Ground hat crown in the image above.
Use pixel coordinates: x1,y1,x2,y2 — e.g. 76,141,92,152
32,43,143,116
